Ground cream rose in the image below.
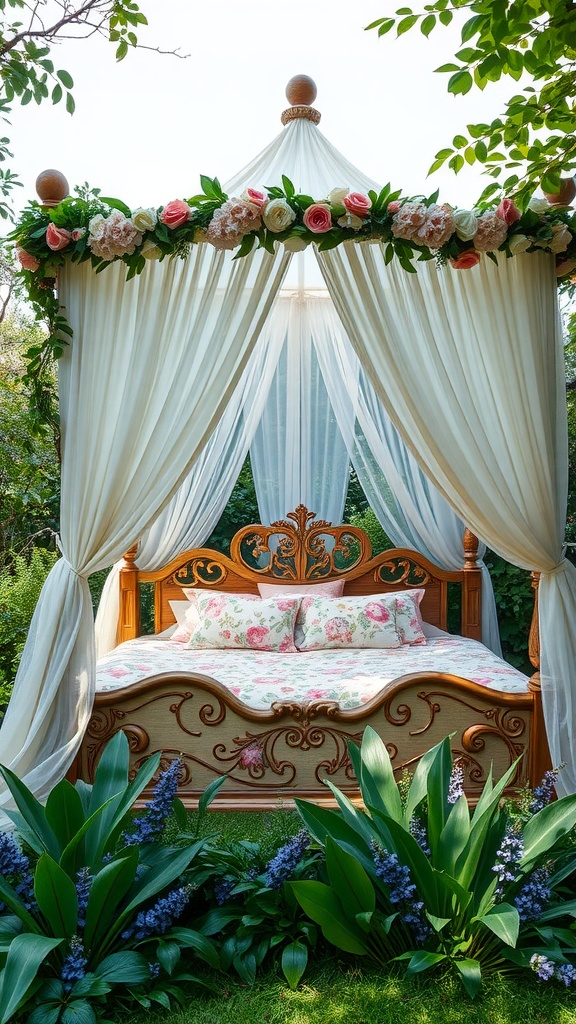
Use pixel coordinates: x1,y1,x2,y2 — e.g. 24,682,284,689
453,209,478,242
141,239,163,260
528,197,550,215
549,222,572,253
262,198,296,233
338,212,364,231
282,236,309,252
132,207,158,232
328,186,349,207
508,233,531,255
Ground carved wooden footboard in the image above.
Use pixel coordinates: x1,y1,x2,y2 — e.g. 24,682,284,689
76,671,548,809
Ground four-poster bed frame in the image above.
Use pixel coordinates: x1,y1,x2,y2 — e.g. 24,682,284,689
75,506,548,808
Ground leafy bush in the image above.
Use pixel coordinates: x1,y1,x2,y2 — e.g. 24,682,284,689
0,547,58,703
0,733,222,1023
291,729,576,998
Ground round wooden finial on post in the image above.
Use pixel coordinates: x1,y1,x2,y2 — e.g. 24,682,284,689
281,75,321,126
36,169,69,208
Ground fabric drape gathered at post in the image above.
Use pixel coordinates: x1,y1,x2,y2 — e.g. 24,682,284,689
318,245,575,793
0,246,289,804
95,320,286,658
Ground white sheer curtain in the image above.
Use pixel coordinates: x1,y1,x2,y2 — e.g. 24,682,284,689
0,246,288,802
250,290,354,523
318,245,575,793
311,301,500,652
95,322,285,657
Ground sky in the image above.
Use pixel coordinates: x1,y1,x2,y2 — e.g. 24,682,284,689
6,0,513,214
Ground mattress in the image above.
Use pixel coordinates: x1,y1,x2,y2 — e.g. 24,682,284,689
95,635,529,711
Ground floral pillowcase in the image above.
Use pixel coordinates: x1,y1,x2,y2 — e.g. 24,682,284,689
394,589,427,646
297,595,402,651
185,591,300,653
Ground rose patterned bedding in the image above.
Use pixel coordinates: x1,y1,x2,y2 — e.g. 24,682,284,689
95,635,529,711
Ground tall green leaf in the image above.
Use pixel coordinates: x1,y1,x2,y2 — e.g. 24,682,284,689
0,933,63,1024
437,794,470,874
370,809,442,916
358,727,403,820
522,795,576,866
475,903,519,947
34,855,78,937
290,881,369,955
425,737,452,856
45,779,86,864
0,876,41,934
325,837,376,920
282,940,308,990
83,850,139,951
454,958,482,998
322,780,379,852
404,737,450,823
294,799,374,872
0,765,59,859
94,950,150,984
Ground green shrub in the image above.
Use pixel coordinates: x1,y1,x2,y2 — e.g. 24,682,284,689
0,546,58,703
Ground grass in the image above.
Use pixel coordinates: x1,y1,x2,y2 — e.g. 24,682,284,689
113,959,576,1024
165,806,303,860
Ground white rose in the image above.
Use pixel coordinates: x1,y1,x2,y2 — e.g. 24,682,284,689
508,233,531,255
141,238,163,261
528,196,550,215
262,198,296,233
452,209,479,241
132,207,158,232
282,236,309,252
549,222,573,253
337,212,364,232
328,186,349,207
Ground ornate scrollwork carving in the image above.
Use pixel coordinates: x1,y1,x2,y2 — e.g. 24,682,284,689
173,558,228,587
374,558,432,587
232,505,371,580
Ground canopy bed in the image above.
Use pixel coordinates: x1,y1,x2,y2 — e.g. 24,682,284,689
74,506,547,809
2,75,574,816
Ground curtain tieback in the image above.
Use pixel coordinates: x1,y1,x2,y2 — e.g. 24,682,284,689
55,535,83,579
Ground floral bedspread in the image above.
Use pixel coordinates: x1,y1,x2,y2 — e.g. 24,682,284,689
96,635,529,711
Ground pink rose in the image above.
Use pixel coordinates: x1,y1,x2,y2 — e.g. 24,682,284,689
450,250,482,270
364,601,389,623
239,745,262,767
496,198,522,225
303,203,333,234
342,192,372,218
160,200,191,229
241,187,267,209
16,248,40,271
387,201,401,214
46,223,72,251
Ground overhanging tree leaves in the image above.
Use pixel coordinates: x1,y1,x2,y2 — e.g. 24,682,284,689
367,0,576,206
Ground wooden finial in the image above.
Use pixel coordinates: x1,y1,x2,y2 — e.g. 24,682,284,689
286,75,317,106
36,168,69,208
281,75,321,126
463,527,479,569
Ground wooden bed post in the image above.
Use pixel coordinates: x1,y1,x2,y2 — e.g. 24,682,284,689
527,570,551,782
461,528,482,641
117,544,140,645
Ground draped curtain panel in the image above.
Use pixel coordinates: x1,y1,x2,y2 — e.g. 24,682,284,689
95,320,286,658
318,246,575,793
312,295,501,654
0,247,289,804
250,292,353,524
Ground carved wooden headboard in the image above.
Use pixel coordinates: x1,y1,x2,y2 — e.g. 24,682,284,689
117,505,483,646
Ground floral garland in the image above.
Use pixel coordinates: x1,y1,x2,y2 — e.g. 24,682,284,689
8,175,576,397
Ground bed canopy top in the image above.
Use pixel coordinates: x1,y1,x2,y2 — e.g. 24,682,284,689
1,76,574,813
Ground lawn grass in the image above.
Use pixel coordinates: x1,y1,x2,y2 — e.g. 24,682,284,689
114,958,576,1024
165,806,303,859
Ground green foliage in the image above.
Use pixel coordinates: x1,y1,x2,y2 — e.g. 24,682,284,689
484,552,533,671
292,729,576,997
0,546,57,701
348,507,391,556
0,732,222,1023
205,455,260,556
368,0,576,203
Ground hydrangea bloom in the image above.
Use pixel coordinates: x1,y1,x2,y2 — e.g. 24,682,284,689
206,198,261,250
88,209,143,260
265,830,310,889
530,954,556,981
124,757,181,845
473,211,508,252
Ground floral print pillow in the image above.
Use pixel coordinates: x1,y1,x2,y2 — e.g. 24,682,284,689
393,589,427,645
186,592,300,653
297,595,402,651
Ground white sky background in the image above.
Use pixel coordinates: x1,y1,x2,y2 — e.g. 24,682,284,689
7,0,514,212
